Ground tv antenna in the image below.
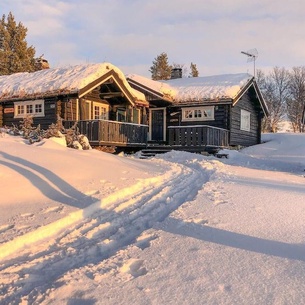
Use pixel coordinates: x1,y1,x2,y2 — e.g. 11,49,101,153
241,48,258,77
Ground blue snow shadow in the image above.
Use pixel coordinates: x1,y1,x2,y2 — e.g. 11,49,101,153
163,217,305,262
230,176,305,194
0,151,96,208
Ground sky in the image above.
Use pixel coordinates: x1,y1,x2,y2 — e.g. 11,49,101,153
1,129,305,304
2,1,305,77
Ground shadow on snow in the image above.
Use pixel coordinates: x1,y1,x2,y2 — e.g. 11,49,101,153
0,151,95,208
163,217,305,262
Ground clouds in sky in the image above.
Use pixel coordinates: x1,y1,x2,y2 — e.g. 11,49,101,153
2,0,305,77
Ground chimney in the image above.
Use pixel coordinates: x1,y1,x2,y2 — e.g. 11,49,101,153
35,56,50,70
171,68,182,79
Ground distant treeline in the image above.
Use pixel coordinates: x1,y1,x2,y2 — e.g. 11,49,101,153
257,67,305,133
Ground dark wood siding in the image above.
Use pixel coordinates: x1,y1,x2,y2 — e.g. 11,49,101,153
2,97,59,130
42,97,59,129
167,105,230,128
60,98,77,121
230,88,261,147
166,105,230,144
2,102,15,127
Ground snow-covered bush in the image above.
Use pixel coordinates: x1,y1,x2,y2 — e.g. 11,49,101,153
44,115,65,139
9,124,22,136
19,115,35,139
18,115,45,143
2,115,91,150
63,120,91,150
77,134,91,150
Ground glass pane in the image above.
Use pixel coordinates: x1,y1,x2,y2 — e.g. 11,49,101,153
117,108,126,122
35,104,42,113
27,105,33,114
194,110,202,118
18,105,24,115
185,110,193,118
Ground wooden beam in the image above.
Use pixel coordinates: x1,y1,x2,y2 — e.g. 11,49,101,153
99,92,124,98
103,79,114,85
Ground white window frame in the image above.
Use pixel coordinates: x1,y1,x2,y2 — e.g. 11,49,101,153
182,106,214,122
93,102,109,120
240,109,251,131
14,100,45,118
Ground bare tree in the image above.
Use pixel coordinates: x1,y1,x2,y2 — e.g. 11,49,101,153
256,67,290,132
287,66,305,132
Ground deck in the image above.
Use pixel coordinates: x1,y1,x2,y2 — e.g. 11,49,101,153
64,120,229,154
142,125,230,156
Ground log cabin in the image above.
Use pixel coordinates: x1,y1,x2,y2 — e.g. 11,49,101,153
127,71,269,152
0,63,149,148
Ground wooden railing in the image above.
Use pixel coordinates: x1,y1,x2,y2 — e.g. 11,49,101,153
168,125,229,147
64,120,148,147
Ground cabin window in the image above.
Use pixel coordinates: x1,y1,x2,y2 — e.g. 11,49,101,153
116,107,140,123
240,109,251,131
117,108,126,122
17,104,25,116
132,108,140,124
93,103,109,120
14,100,44,118
182,106,214,122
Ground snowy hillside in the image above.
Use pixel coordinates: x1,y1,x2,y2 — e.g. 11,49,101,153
0,132,305,304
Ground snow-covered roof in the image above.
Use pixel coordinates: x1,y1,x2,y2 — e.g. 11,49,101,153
0,63,146,103
166,73,253,103
127,74,175,100
127,73,254,104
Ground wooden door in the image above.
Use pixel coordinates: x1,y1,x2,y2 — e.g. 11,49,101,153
150,108,165,142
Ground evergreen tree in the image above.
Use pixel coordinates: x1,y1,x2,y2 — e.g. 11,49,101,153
190,62,199,77
149,52,172,80
0,12,36,75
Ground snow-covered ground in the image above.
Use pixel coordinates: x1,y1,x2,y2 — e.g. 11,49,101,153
1,132,305,305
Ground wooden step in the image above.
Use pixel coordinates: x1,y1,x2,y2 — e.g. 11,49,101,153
140,148,171,159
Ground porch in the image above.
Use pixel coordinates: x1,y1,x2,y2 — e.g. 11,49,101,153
63,120,229,153
64,119,148,147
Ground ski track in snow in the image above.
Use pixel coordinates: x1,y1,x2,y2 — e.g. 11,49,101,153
0,158,216,304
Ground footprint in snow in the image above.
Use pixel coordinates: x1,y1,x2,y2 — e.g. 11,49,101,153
0,224,14,233
214,199,229,206
135,233,158,250
42,205,64,214
218,284,232,292
20,213,34,218
85,190,100,196
121,259,147,278
191,218,209,225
